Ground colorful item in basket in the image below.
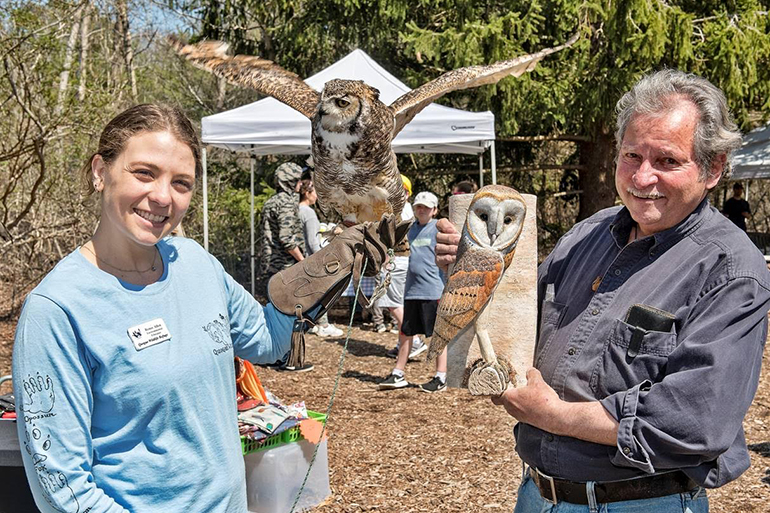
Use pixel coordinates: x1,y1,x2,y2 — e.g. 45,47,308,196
235,357,268,402
285,400,309,419
239,404,290,434
299,417,328,445
237,398,261,412
240,417,300,440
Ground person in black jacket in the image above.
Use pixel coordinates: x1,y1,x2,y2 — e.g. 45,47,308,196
722,182,751,231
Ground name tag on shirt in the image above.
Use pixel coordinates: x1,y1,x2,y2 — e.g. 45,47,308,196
127,318,171,351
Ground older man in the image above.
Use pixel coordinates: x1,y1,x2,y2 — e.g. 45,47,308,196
436,70,770,512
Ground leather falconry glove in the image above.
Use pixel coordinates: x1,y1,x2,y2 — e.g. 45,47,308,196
268,214,411,369
269,213,411,319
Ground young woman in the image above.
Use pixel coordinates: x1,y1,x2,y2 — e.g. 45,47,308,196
11,104,299,513
298,179,343,338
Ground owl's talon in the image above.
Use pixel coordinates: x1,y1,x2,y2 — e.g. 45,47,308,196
466,357,514,396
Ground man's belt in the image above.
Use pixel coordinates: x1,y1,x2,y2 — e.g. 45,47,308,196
529,467,698,505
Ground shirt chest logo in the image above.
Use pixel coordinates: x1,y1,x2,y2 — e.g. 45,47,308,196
203,313,233,356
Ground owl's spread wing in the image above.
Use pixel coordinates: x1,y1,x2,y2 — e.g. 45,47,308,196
389,33,578,136
170,38,320,119
428,243,505,361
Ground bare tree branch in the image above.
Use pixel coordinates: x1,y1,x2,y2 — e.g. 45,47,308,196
4,57,44,132
6,138,48,232
78,3,92,101
55,3,85,115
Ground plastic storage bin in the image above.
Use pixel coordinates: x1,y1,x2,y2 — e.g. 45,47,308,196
244,439,331,513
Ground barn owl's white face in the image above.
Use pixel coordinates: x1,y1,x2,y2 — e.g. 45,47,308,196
467,195,525,251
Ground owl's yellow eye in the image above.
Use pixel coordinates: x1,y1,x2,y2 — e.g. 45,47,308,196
335,98,350,108
504,217,512,225
479,213,488,222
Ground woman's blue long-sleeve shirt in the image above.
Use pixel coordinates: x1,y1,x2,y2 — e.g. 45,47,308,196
12,236,293,512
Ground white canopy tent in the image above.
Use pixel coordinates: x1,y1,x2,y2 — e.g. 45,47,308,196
732,123,770,181
200,49,497,293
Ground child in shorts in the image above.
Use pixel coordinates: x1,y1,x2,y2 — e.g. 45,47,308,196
378,191,447,392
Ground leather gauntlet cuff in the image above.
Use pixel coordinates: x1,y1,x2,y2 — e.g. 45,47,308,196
267,247,354,322
267,214,412,322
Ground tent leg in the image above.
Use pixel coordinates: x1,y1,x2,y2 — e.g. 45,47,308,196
250,156,256,297
479,153,484,187
202,147,209,252
491,140,497,185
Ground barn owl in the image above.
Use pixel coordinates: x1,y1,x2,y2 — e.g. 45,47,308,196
428,185,526,393
170,35,577,225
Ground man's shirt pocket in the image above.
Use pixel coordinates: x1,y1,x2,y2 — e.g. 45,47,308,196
590,317,677,397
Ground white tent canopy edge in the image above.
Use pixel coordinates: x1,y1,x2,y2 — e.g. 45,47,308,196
199,49,498,294
732,123,770,181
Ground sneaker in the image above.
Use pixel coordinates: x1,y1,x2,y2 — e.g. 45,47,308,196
307,325,319,335
389,327,400,334
279,362,315,373
378,373,408,390
408,338,427,360
317,324,344,337
374,323,387,334
385,346,399,358
419,376,447,393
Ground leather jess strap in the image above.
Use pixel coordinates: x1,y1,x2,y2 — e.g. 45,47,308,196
529,467,698,505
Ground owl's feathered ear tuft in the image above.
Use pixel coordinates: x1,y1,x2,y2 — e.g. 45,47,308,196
367,85,381,100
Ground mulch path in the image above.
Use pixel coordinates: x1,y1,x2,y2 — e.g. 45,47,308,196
1,315,768,512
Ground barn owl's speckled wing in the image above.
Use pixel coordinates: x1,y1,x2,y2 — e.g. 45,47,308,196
170,38,320,119
389,33,579,136
428,236,508,362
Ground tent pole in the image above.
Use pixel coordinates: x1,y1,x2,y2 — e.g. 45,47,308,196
202,147,209,252
491,140,497,185
250,155,256,297
479,153,484,187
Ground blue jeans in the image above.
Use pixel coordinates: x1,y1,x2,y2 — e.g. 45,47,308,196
514,471,709,513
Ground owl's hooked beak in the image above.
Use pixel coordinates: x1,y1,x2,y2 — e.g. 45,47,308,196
488,215,503,245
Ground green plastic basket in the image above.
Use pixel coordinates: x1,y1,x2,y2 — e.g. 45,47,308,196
241,410,326,455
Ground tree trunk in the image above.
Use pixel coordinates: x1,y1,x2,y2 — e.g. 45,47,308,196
216,76,227,111
55,4,84,116
577,129,617,221
115,0,137,101
78,4,91,102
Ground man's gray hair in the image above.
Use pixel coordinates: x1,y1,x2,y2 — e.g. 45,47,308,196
615,69,742,180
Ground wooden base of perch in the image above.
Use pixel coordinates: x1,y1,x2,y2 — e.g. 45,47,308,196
464,358,516,396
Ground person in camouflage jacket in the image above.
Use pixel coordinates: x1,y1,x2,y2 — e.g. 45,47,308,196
256,162,306,300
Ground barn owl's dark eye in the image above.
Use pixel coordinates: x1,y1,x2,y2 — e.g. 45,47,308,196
479,213,488,222
504,217,512,225
335,99,350,108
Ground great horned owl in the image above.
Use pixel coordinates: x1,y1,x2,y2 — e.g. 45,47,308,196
171,35,577,225
428,185,526,392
